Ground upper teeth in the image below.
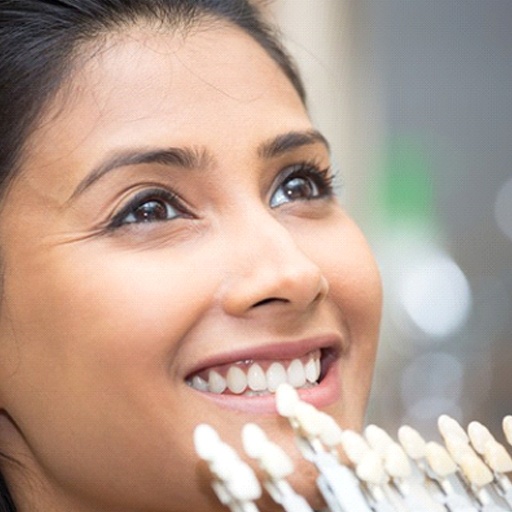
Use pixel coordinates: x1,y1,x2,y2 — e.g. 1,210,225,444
187,353,322,396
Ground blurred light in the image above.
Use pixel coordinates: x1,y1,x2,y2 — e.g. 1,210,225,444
398,252,472,338
401,352,464,408
405,397,462,424
494,177,512,242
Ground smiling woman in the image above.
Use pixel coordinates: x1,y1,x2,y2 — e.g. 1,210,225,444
0,1,382,511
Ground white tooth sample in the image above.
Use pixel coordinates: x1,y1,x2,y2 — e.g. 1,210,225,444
247,363,266,391
438,414,469,444
275,383,299,417
194,424,221,461
242,423,268,459
266,362,287,392
468,421,494,455
483,439,512,473
208,370,227,394
226,366,247,394
503,416,512,445
287,358,306,388
340,430,371,464
384,443,411,479
260,441,294,480
317,412,344,448
458,452,494,487
356,450,386,485
305,358,318,383
444,437,475,465
225,461,262,501
398,425,426,460
424,442,457,477
191,375,209,392
295,401,323,437
365,424,394,456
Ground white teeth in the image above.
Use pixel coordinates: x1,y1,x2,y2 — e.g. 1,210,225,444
208,370,227,394
266,362,287,392
226,366,247,394
247,363,266,391
189,352,323,394
192,375,209,392
305,357,319,383
287,358,306,388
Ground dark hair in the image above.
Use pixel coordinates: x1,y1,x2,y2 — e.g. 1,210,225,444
0,0,305,198
0,0,305,509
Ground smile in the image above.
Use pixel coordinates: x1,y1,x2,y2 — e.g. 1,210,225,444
186,349,323,396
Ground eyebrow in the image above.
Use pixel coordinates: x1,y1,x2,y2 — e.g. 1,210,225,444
69,129,330,201
257,129,330,159
69,146,212,201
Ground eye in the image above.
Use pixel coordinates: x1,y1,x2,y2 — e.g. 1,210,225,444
270,163,334,208
108,188,185,229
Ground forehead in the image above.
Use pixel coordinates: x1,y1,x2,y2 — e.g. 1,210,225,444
16,22,311,199
33,22,308,149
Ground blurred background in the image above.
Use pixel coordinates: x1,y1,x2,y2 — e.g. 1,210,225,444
267,0,512,441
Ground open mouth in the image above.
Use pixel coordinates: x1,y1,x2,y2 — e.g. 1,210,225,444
186,348,336,396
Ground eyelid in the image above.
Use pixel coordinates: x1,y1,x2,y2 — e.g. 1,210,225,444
107,187,185,230
269,159,335,206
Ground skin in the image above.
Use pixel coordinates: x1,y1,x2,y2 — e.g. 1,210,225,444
0,21,382,512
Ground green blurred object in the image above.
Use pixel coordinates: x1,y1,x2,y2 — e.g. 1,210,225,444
379,138,435,225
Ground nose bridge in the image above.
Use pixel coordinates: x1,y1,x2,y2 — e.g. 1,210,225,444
220,206,328,315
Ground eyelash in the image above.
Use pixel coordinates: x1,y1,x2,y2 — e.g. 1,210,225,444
271,161,335,207
107,188,186,230
105,161,336,230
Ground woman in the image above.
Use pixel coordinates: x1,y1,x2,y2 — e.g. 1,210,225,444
0,1,382,510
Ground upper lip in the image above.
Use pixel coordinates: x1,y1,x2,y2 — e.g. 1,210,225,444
184,334,342,381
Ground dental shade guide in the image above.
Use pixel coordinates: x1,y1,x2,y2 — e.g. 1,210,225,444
194,424,261,512
241,422,314,512
194,384,512,512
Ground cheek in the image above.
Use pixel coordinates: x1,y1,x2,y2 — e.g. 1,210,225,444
0,245,218,409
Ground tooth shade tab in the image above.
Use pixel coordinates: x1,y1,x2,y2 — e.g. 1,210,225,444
194,424,221,461
340,430,371,465
483,439,512,473
364,424,394,456
317,413,344,448
468,421,495,455
242,423,268,459
398,425,427,460
383,443,411,479
356,450,386,485
259,441,294,480
424,442,457,477
275,383,299,417
438,415,469,444
458,452,494,487
295,401,324,437
503,416,512,445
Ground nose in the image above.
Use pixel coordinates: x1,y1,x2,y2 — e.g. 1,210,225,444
219,211,329,317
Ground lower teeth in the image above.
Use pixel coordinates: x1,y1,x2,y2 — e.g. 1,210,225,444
240,382,318,397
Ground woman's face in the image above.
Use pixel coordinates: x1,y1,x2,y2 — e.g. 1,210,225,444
0,23,381,512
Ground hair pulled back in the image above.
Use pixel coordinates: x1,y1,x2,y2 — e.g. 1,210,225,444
0,1,305,509
0,0,305,198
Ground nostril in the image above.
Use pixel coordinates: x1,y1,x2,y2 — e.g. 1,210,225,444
252,297,289,308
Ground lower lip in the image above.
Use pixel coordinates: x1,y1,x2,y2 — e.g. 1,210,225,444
193,363,341,414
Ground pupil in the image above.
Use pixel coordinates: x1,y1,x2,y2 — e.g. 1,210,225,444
285,177,312,199
135,200,167,222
